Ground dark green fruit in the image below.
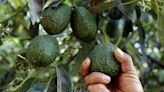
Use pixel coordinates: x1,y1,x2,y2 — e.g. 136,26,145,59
26,35,59,67
41,4,71,35
108,7,123,20
90,43,121,77
106,19,123,38
71,6,97,42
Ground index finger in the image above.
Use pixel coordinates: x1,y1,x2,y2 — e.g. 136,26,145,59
80,58,91,77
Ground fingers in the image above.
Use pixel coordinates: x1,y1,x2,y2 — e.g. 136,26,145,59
84,72,111,85
80,58,91,77
114,48,136,73
88,84,110,92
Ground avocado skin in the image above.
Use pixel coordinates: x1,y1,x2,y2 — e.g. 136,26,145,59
90,43,121,77
26,35,59,67
106,20,120,37
41,4,71,35
71,6,97,42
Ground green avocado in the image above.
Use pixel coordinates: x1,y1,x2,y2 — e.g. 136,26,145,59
90,43,121,77
106,19,123,39
41,4,71,35
71,6,97,42
26,35,59,67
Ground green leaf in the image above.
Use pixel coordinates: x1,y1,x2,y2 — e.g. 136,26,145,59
158,0,164,47
89,0,138,14
70,41,96,76
14,77,38,92
47,77,57,92
27,83,46,92
151,0,158,15
28,0,44,24
8,0,27,9
57,67,72,92
89,1,119,13
0,5,12,22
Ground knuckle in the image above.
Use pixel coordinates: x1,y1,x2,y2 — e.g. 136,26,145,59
126,53,133,62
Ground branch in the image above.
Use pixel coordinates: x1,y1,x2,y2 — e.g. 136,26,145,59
147,55,164,68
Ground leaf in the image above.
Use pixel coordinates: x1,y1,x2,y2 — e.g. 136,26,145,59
0,0,7,5
89,0,138,14
158,0,164,47
27,83,46,92
89,1,120,13
47,77,57,92
15,77,38,92
135,5,141,19
46,0,64,8
116,0,132,20
70,41,96,76
0,68,16,87
137,20,147,61
57,67,72,92
73,0,91,7
137,21,145,40
123,19,133,37
151,0,159,15
0,5,12,22
28,0,44,25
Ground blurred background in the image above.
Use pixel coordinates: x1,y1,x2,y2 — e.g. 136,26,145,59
0,0,164,92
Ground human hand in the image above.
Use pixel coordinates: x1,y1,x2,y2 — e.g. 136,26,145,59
80,48,144,92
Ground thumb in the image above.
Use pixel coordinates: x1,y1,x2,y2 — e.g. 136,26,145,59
114,48,136,73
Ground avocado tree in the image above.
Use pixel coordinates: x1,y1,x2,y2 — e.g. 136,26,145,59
0,0,164,92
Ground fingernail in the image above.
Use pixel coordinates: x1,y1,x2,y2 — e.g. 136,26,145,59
116,48,124,58
103,75,111,83
82,58,89,66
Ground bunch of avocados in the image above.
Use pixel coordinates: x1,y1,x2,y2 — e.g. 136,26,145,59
26,2,121,77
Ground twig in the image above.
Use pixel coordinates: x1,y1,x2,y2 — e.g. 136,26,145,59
89,0,139,13
147,55,164,68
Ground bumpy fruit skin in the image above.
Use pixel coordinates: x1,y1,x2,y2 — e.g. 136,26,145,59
26,35,59,67
41,4,71,34
71,6,97,42
90,43,121,77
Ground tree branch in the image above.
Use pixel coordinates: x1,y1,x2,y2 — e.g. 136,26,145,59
147,55,164,68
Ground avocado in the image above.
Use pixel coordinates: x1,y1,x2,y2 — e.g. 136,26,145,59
71,6,97,42
106,20,121,38
26,35,59,67
108,7,123,20
106,19,124,40
41,4,71,35
90,43,121,77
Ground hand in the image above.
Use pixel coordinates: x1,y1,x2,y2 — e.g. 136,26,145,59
80,48,144,92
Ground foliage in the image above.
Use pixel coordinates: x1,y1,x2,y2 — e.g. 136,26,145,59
0,0,164,92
